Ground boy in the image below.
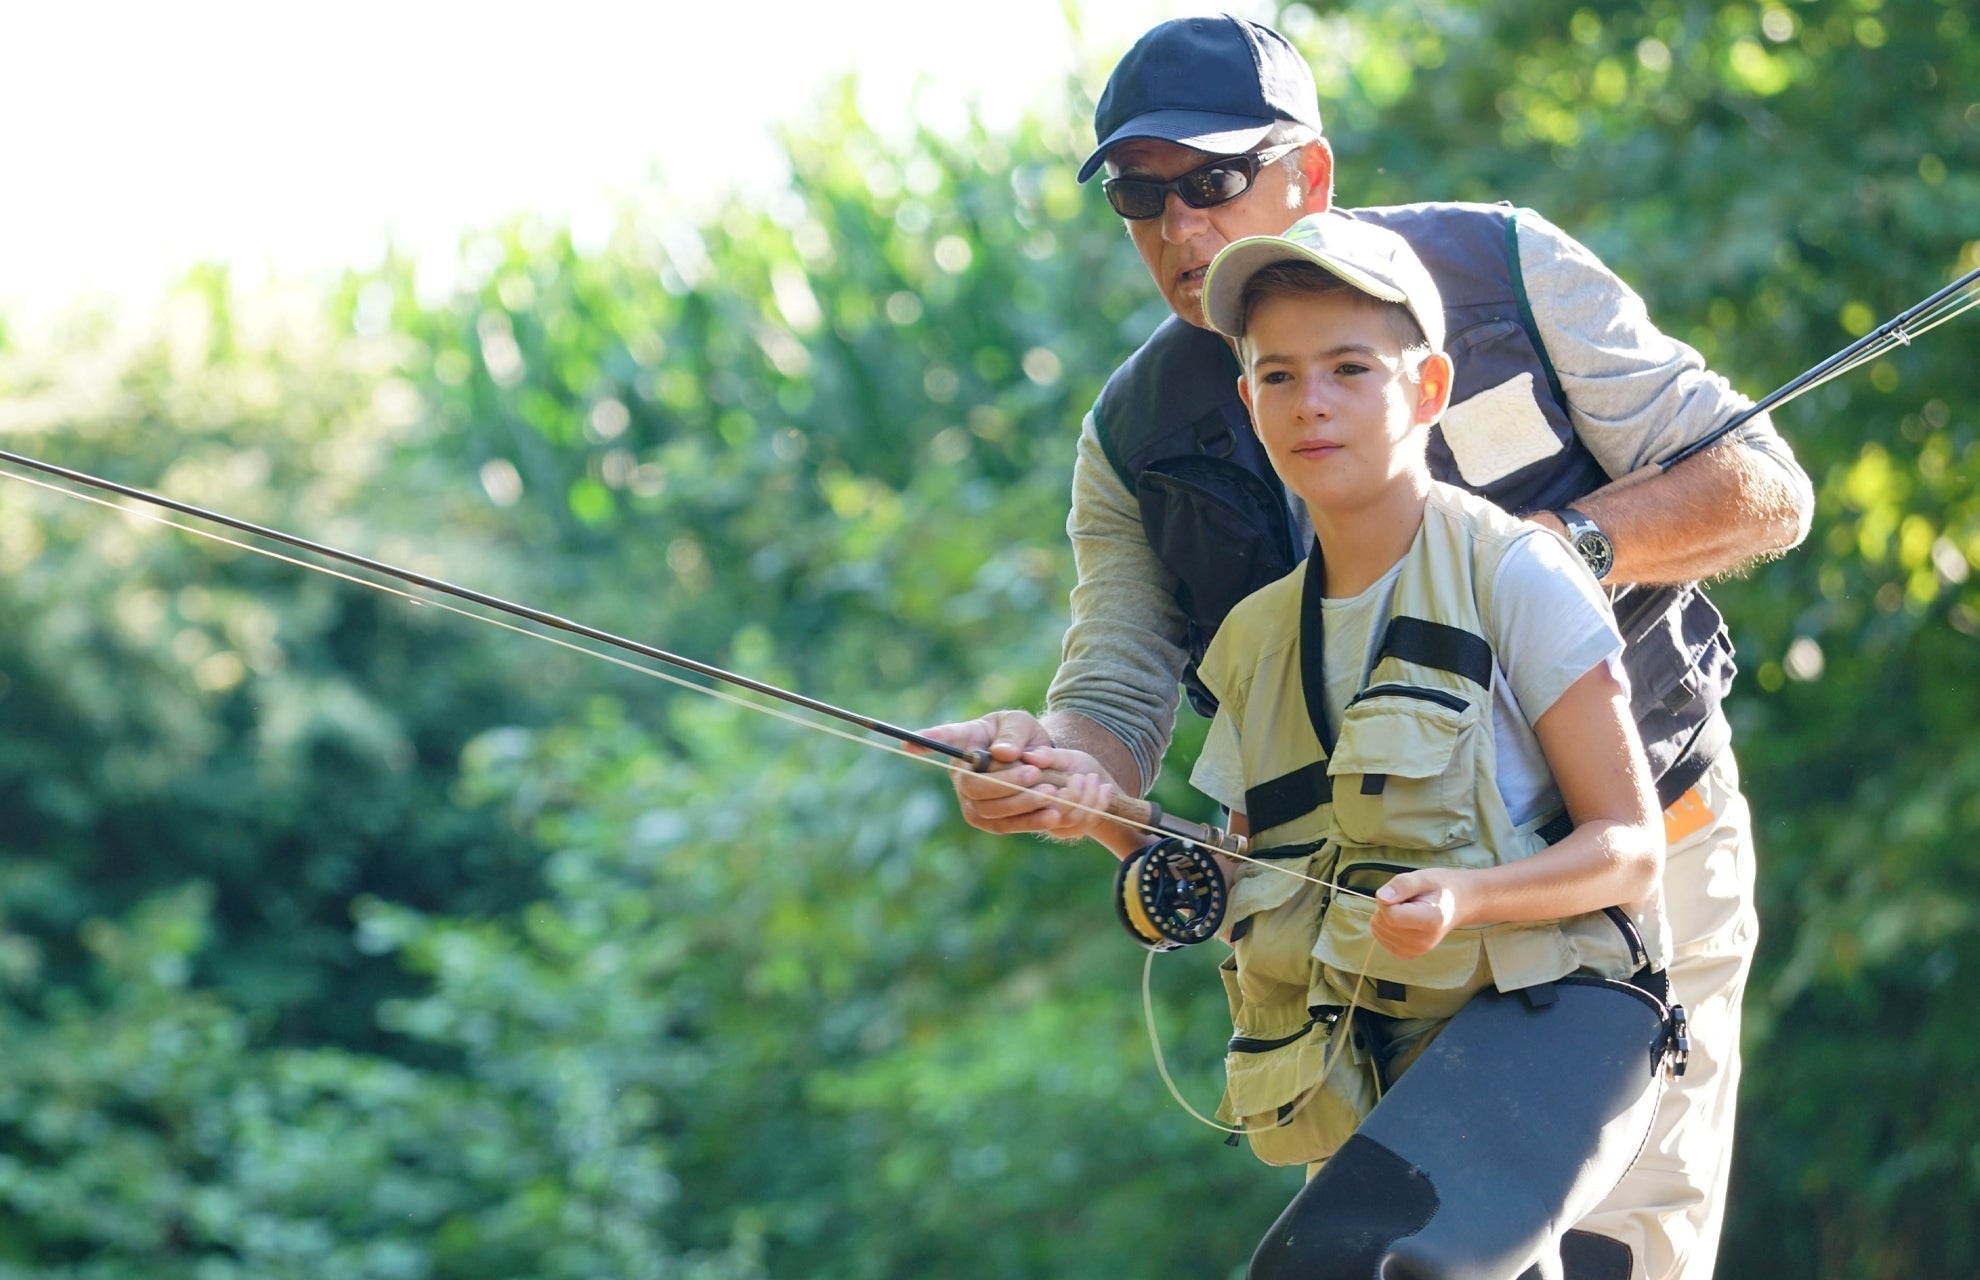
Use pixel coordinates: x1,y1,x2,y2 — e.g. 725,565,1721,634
1039,214,1682,1279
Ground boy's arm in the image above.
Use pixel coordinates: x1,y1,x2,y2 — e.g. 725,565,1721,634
1373,662,1662,957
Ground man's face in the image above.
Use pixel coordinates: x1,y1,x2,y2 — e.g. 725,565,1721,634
1237,289,1446,513
1105,139,1319,330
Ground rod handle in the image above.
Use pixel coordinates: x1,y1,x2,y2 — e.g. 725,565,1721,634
1033,766,1161,829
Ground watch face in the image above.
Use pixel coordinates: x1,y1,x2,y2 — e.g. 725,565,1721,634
1574,529,1615,581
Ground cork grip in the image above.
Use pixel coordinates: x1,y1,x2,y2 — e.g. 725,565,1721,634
1031,766,1161,829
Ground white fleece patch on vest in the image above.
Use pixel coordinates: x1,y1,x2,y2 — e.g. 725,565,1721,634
1440,372,1563,486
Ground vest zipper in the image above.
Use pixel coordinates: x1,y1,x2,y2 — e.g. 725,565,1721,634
1347,683,1470,713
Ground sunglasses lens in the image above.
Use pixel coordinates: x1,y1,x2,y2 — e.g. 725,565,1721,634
1105,180,1166,220
1102,154,1268,219
1179,161,1253,209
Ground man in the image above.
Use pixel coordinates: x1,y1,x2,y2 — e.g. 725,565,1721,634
923,14,1812,1280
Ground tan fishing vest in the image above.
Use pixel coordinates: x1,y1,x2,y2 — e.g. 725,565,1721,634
1200,484,1668,1167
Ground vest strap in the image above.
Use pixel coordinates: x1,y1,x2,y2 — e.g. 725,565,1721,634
1298,542,1336,754
1378,616,1495,688
1246,838,1331,861
1245,763,1334,834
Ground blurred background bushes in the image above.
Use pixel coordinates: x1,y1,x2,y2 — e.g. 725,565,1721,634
0,0,1974,1275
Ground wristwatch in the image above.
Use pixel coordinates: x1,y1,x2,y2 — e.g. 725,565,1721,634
1553,507,1615,582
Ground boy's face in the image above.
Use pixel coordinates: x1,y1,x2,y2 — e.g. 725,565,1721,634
1237,288,1451,513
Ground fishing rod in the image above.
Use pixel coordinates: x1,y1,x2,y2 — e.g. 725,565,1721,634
0,447,1244,860
1646,264,1980,476
4,261,1970,879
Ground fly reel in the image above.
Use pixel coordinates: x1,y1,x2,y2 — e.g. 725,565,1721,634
1114,837,1229,951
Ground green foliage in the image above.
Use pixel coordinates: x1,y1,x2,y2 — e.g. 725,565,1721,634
0,883,757,1279
0,1,1974,1275
1284,1,1980,1270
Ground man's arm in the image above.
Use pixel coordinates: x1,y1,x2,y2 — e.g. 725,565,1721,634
919,412,1190,840
1529,434,1810,585
1044,708,1145,798
1515,210,1815,583
1042,415,1192,786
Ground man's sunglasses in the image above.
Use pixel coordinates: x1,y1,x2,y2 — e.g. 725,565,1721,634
1101,144,1302,221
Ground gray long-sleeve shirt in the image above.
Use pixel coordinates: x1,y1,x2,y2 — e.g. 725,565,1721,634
1045,206,1814,789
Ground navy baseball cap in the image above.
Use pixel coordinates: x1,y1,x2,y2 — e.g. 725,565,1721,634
1078,14,1322,183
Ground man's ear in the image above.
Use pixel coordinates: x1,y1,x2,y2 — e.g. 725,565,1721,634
1297,139,1335,214
1414,352,1455,424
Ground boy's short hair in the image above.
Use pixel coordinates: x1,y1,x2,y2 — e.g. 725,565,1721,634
1234,261,1431,359
1203,213,1447,352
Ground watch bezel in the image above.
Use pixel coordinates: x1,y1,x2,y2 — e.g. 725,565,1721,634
1555,507,1614,582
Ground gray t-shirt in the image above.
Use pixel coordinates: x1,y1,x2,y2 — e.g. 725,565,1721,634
1046,207,1812,788
1190,530,1625,826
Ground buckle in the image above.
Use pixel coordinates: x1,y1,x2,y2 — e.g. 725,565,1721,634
1666,1004,1690,1079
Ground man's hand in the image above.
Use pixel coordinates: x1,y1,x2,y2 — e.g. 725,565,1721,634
916,710,1116,838
1371,868,1470,959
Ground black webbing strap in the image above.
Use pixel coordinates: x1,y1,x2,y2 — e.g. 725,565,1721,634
1244,840,1329,867
1378,616,1495,689
1297,539,1336,755
1246,763,1334,834
1536,810,1574,846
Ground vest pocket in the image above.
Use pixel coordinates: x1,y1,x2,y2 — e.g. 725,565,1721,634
1311,877,1492,1021
1326,686,1481,850
1478,911,1643,992
1217,959,1377,1167
1226,862,1330,994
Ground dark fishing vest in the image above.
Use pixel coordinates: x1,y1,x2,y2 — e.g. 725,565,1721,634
1091,201,1734,806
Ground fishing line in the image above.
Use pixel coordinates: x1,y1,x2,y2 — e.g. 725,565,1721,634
1139,932,1378,1139
1791,281,1980,397
25,257,1963,1159
0,461,1355,895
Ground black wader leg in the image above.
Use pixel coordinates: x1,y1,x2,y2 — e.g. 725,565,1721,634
1248,979,1666,1280
1507,1230,1635,1280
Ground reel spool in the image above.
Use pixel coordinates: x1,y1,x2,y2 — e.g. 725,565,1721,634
1114,837,1229,951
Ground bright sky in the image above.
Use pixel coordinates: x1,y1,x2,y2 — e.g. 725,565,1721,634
0,0,1275,325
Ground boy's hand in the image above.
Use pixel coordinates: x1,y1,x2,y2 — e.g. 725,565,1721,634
1010,745,1117,843
1371,868,1470,958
